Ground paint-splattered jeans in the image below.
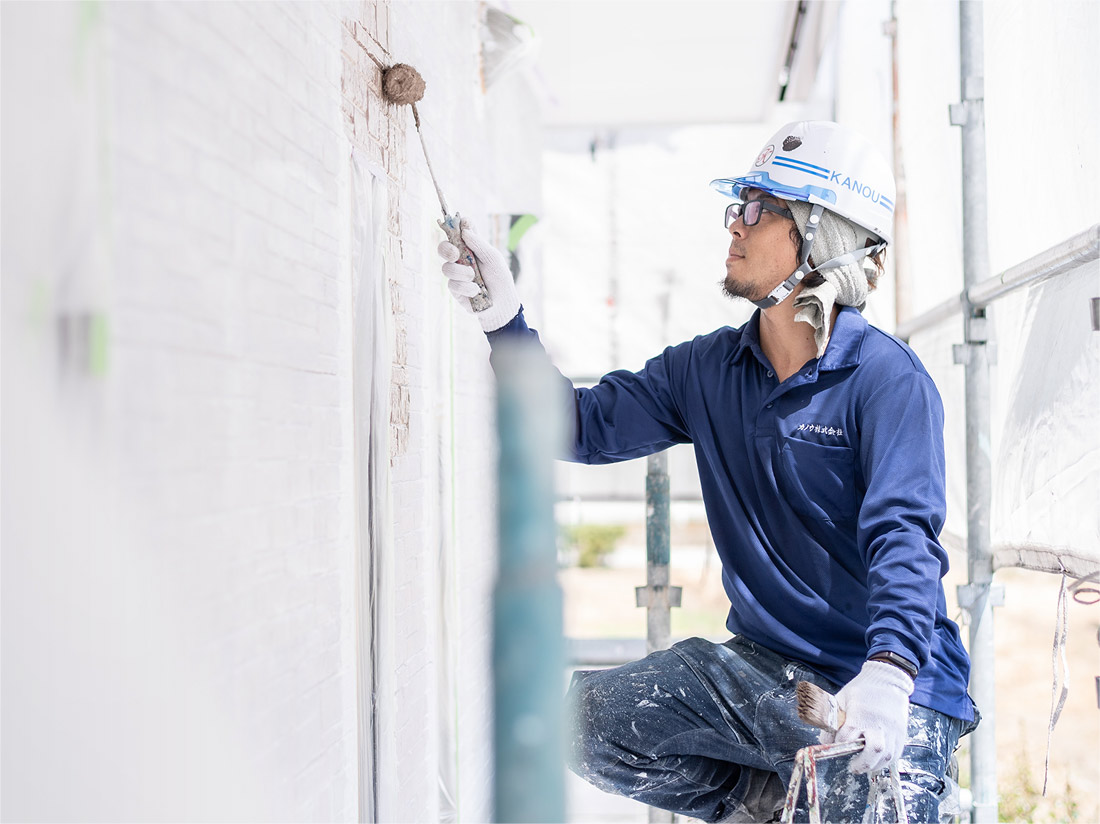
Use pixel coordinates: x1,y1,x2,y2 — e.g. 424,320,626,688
566,636,975,823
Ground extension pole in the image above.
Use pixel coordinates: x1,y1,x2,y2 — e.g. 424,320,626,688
493,340,565,823
636,450,681,824
951,3,998,821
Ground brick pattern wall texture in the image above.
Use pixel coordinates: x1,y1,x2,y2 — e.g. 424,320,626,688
1,1,539,821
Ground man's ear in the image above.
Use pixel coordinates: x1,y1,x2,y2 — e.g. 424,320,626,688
789,224,806,265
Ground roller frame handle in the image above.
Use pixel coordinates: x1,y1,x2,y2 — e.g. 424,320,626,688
439,212,493,313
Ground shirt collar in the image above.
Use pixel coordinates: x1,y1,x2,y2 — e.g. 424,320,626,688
732,311,764,364
819,306,866,372
732,306,866,371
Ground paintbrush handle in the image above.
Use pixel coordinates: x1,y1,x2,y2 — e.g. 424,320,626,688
440,213,493,313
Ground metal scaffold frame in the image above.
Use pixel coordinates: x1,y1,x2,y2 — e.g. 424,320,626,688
954,5,997,820
897,4,1100,821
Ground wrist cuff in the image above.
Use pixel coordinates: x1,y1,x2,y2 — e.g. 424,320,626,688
860,660,915,695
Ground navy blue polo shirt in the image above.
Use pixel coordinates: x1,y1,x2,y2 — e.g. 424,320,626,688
489,306,973,721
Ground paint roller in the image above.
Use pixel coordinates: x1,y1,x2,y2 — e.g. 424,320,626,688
381,63,492,312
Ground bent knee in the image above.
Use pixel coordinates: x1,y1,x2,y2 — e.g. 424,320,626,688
566,670,611,739
564,670,639,768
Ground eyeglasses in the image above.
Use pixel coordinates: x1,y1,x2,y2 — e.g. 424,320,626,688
724,200,794,229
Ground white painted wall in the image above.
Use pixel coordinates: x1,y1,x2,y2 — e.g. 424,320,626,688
1,1,540,821
3,4,356,818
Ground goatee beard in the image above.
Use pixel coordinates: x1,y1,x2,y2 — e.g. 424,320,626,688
720,275,757,302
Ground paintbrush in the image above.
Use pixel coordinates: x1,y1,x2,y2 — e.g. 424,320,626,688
796,680,844,734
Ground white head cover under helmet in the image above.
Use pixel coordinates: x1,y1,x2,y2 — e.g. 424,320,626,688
710,120,897,308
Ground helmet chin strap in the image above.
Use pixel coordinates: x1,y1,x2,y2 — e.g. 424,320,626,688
751,204,884,309
752,204,823,309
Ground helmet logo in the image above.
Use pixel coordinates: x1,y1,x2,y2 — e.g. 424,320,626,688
783,135,803,151
754,144,775,167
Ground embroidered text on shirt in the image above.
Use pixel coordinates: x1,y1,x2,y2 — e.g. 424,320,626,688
796,422,845,438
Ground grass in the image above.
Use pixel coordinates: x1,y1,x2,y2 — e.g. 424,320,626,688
560,523,627,568
997,726,1084,823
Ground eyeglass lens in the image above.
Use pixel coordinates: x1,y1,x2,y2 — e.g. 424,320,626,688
724,201,763,229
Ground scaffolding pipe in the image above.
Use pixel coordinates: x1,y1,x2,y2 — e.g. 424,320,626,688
954,3,997,821
887,1,913,325
894,223,1100,341
634,450,681,824
635,451,682,655
493,341,565,823
967,222,1100,306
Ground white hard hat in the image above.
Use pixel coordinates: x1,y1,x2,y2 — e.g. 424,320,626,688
709,121,896,308
710,120,896,245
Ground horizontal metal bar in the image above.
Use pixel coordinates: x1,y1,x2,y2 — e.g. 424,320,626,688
566,637,647,666
896,224,1099,341
567,636,734,667
969,223,1100,306
895,294,965,341
555,494,703,503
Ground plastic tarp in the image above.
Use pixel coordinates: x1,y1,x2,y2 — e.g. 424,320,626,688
909,253,1100,579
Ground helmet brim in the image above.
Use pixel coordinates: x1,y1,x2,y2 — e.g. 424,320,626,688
710,174,839,208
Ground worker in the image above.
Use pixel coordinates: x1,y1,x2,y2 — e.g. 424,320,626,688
439,120,977,823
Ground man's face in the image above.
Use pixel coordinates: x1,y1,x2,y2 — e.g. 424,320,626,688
721,188,800,304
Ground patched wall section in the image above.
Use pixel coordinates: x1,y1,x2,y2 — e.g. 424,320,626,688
338,2,538,818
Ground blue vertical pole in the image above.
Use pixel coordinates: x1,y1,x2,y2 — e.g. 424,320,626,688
493,339,566,823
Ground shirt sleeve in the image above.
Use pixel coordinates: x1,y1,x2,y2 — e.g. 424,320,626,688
486,308,692,464
856,371,950,672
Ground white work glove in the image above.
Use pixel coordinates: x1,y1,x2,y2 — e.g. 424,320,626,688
437,219,520,333
824,661,914,774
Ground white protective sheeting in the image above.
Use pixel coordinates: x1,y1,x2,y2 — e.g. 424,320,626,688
989,258,1100,577
909,252,1100,579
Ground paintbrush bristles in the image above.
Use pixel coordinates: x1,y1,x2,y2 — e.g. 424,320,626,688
796,680,844,733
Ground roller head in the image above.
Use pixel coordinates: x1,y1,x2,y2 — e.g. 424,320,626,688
382,63,426,106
